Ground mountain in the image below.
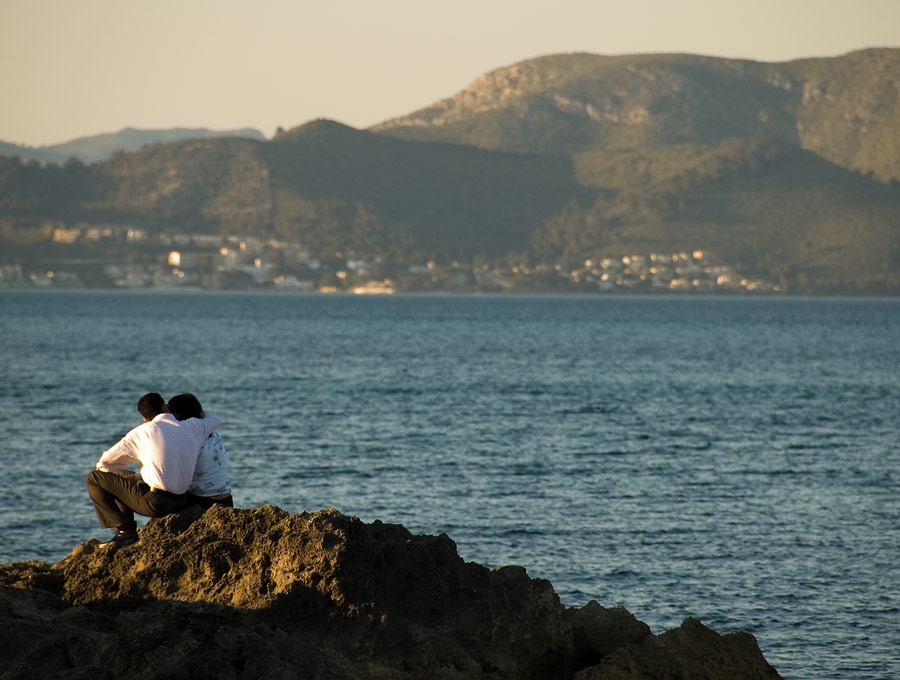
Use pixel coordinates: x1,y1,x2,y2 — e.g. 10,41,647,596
1,120,590,261
371,48,900,183
262,120,591,259
1,50,899,294
0,127,266,164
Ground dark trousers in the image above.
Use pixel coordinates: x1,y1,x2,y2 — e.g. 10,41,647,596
186,493,234,509
85,469,188,529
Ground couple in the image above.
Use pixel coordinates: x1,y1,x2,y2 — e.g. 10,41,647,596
85,392,232,547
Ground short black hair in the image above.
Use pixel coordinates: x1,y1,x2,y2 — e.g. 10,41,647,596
137,392,167,420
167,392,204,421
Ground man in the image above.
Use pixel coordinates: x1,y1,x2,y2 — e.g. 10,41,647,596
85,392,220,547
167,392,233,509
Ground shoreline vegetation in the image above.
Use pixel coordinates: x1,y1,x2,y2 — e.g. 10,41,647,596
0,506,784,680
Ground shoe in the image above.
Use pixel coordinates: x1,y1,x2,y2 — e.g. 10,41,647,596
101,528,138,548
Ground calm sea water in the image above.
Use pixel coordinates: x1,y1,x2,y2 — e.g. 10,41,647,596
1,290,898,679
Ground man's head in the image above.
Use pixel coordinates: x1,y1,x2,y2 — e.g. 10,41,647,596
167,392,204,421
137,392,167,421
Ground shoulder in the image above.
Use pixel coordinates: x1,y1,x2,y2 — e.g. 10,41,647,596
152,413,179,427
125,418,159,438
205,431,226,451
108,418,154,452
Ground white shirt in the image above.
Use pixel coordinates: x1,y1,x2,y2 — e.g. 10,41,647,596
189,431,231,497
97,413,220,494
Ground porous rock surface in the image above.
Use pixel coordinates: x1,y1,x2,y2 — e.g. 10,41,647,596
0,505,783,680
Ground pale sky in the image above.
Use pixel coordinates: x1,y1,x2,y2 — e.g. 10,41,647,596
2,0,899,146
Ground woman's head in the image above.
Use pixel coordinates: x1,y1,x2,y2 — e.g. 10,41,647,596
167,392,204,421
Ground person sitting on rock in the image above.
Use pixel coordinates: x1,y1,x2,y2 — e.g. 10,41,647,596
167,392,233,509
85,392,220,547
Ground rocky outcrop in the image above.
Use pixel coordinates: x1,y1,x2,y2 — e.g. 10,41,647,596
0,506,783,680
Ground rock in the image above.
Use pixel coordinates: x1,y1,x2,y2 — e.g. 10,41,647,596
0,506,783,680
573,617,782,680
567,601,653,667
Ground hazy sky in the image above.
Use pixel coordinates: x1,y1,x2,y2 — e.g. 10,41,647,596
2,0,899,146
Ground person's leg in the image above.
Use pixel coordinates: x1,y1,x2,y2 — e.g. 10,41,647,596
144,489,188,517
85,469,157,529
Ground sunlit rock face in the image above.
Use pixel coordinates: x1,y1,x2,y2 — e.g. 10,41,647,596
0,506,782,680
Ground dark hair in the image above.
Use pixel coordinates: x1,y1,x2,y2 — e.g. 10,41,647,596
137,392,167,420
167,392,204,421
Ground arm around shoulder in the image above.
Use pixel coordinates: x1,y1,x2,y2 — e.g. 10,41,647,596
200,413,220,437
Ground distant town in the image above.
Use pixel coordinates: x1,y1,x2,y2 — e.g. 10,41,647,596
0,224,781,294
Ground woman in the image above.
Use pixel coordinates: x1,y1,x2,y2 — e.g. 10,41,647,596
167,392,233,509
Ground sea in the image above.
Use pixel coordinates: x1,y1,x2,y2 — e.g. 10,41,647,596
1,290,898,680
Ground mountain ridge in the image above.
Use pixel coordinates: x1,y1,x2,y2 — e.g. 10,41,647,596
0,126,266,164
371,48,900,181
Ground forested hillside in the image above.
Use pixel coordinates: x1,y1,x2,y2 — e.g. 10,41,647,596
533,138,900,291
